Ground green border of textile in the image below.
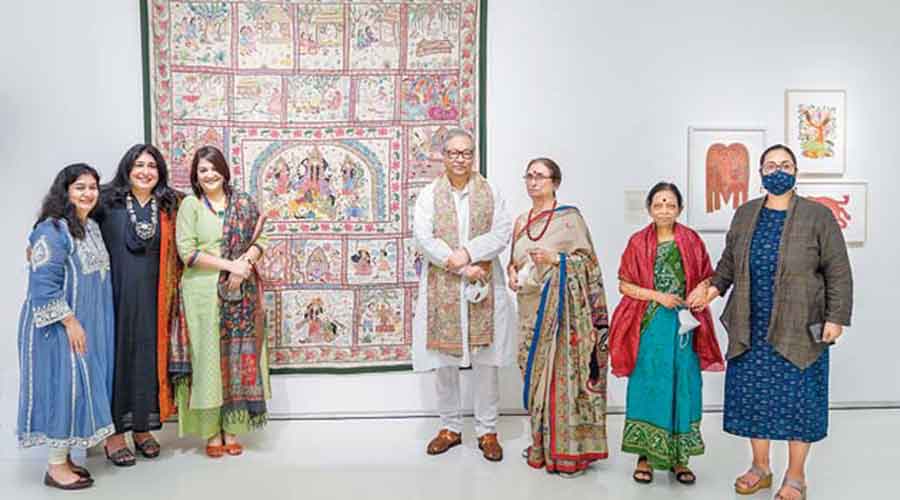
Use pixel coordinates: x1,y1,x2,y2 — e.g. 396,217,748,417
140,0,488,374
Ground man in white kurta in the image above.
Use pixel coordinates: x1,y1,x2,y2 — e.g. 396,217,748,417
412,129,515,461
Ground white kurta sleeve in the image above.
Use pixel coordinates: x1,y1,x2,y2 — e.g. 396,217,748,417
413,183,453,267
463,184,512,264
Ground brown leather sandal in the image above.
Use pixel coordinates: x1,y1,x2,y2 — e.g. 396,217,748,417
134,434,161,458
426,429,462,455
105,446,136,467
44,472,93,490
632,457,653,484
66,456,90,478
670,466,696,485
477,433,503,462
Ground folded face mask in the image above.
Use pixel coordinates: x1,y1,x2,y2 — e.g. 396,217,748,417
677,308,700,334
516,257,534,285
464,279,489,303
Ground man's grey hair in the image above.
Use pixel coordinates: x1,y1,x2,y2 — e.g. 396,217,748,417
442,128,475,151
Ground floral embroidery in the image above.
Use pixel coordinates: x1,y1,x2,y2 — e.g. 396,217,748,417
76,220,110,280
30,236,50,271
240,354,258,386
32,298,72,327
18,424,115,449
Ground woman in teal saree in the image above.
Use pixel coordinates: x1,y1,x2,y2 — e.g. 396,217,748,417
609,182,724,485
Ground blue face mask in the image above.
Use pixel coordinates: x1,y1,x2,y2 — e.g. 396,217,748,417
762,170,796,195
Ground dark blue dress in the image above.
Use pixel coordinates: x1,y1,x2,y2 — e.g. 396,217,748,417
723,207,829,442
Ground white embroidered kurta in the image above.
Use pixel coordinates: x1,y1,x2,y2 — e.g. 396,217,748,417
412,177,516,371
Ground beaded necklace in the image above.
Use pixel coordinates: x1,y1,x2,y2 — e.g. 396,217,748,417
525,199,557,241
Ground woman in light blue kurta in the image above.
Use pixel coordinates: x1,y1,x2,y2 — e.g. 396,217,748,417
17,164,115,490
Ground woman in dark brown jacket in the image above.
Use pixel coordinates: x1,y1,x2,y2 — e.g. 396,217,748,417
694,144,852,500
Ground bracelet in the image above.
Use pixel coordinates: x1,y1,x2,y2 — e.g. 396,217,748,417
250,243,264,261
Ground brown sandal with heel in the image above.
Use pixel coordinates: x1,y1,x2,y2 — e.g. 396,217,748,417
734,465,773,495
775,477,807,500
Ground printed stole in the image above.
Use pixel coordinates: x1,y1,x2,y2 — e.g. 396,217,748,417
426,174,495,357
218,193,267,426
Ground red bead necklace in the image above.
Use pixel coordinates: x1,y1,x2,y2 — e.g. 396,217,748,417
526,200,557,241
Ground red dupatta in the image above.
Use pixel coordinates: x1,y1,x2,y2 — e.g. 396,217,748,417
608,223,724,377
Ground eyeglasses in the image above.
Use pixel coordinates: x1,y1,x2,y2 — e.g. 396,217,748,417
761,161,796,175
445,149,474,160
522,174,554,183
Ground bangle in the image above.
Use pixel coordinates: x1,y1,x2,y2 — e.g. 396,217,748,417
250,243,264,259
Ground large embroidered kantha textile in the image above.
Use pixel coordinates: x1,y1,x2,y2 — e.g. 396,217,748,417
145,1,485,371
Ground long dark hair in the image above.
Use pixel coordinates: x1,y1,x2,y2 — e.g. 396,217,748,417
101,144,179,214
189,145,233,198
36,164,101,239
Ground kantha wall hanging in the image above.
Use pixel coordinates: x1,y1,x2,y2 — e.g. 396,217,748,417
142,0,487,372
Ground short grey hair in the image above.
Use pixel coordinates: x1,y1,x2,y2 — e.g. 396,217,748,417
442,128,475,151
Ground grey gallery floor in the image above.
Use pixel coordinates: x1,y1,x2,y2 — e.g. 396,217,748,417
3,409,896,499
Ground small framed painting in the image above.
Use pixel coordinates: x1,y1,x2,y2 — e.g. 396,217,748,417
785,89,847,175
687,126,767,232
795,180,867,244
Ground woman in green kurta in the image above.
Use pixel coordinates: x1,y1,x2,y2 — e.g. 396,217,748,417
174,146,269,457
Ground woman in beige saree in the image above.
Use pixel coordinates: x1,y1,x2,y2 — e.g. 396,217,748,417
508,158,610,478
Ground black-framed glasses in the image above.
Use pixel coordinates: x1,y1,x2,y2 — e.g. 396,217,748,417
445,149,474,160
761,161,796,175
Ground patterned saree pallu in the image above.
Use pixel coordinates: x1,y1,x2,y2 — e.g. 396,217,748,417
145,1,485,371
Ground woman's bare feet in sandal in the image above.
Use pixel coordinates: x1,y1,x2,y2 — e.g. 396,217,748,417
671,464,696,485
105,433,128,454
205,433,225,458
775,475,806,500
632,457,653,484
223,432,243,456
735,463,773,494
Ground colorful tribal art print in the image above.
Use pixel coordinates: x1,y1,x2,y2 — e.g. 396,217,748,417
144,1,485,371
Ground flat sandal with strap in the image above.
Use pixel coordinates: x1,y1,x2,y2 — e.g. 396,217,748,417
134,435,161,458
105,446,136,467
633,457,653,484
735,465,772,495
775,477,807,500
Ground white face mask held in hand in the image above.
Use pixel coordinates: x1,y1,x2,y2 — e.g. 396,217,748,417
677,308,700,348
678,308,700,334
516,255,534,286
464,279,489,303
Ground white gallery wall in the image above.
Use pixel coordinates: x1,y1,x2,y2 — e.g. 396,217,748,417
1,0,898,458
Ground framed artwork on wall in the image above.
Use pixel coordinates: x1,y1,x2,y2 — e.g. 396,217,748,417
785,89,847,175
795,180,868,244
687,126,767,232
